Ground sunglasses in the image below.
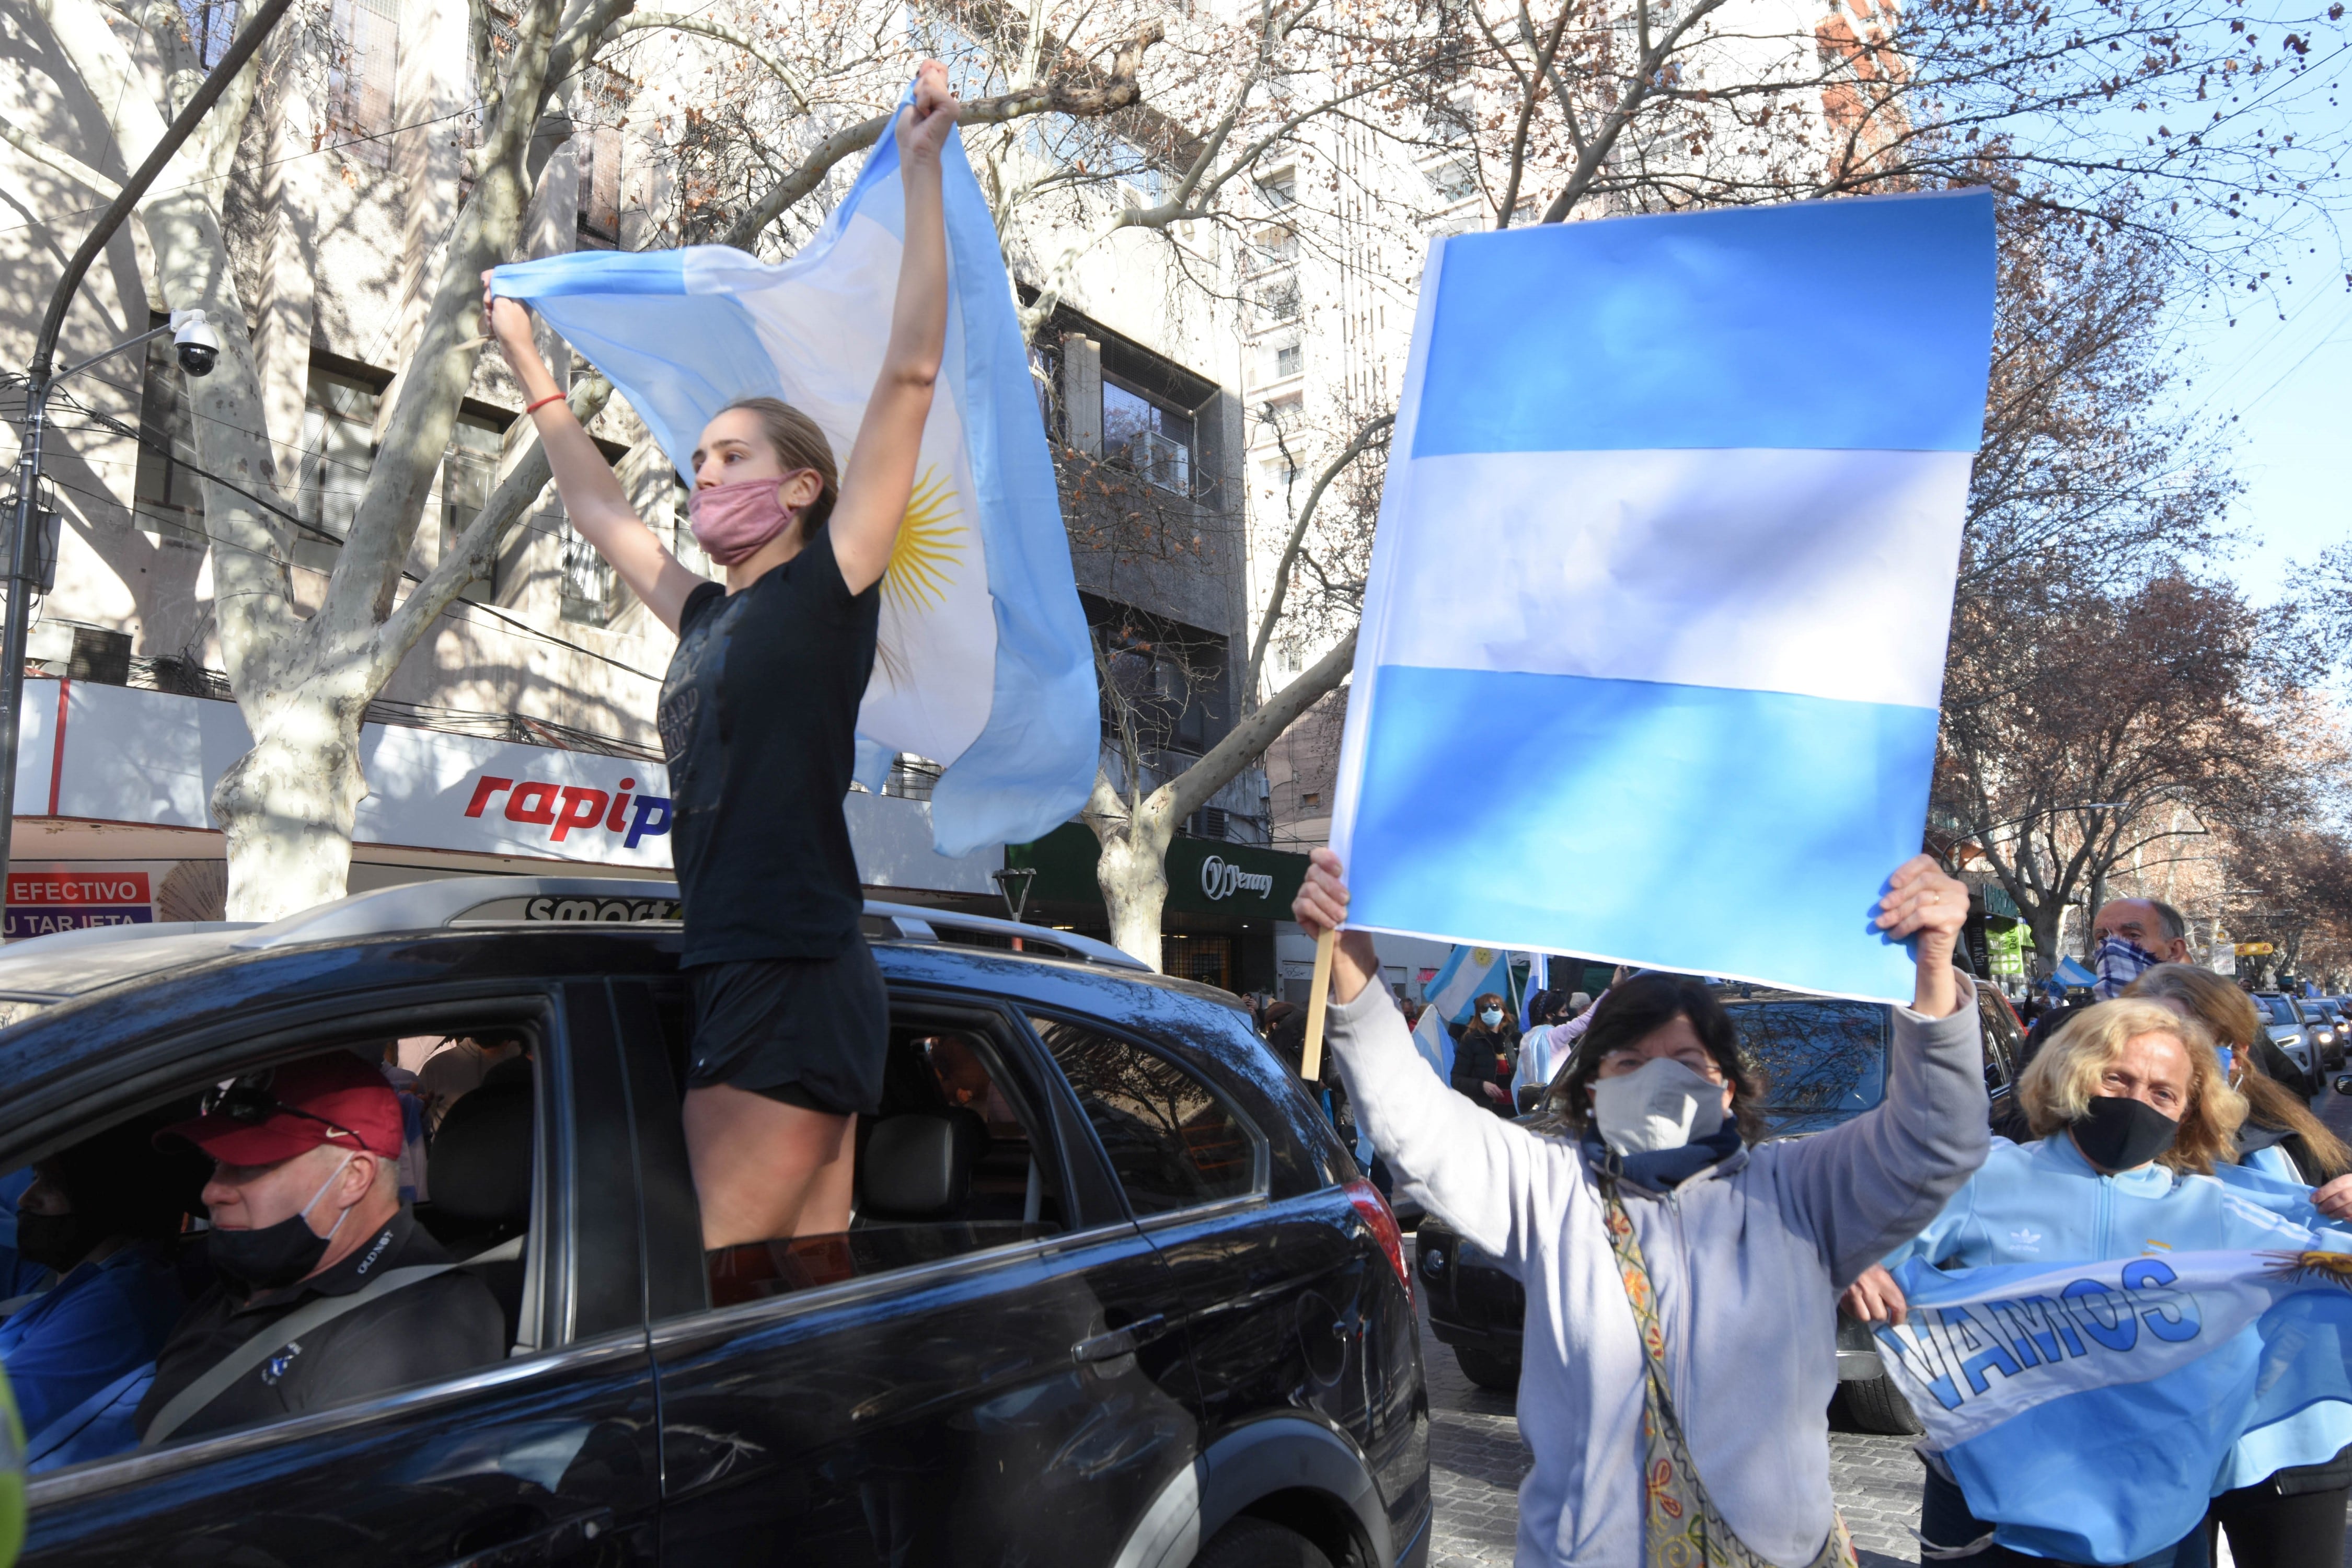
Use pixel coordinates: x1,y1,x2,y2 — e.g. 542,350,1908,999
204,1072,362,1146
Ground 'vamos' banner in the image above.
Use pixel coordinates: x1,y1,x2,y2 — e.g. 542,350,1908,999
1876,1249,2352,1563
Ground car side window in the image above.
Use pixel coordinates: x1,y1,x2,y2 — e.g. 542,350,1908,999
1028,1014,1256,1216
630,994,1076,1313
7,1023,549,1477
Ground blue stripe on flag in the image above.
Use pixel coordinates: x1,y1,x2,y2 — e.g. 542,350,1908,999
1411,189,1995,457
1345,666,1934,998
487,264,782,486
925,112,1099,855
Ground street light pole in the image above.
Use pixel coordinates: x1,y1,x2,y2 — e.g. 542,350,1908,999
0,0,294,917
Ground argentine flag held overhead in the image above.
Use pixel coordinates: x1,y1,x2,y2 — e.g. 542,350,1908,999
1330,191,1997,1002
491,88,1097,859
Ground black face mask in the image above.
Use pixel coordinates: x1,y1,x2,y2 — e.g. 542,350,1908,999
206,1157,350,1296
13,1209,93,1275
2071,1095,2180,1172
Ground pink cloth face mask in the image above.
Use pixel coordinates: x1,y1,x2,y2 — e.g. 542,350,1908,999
687,476,797,567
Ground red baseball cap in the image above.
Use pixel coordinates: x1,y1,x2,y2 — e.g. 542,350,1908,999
159,1052,406,1166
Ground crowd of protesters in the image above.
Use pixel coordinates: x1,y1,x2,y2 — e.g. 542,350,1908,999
1271,869,2352,1568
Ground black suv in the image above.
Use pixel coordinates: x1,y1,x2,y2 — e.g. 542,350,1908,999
0,878,1429,1568
1414,981,2025,1436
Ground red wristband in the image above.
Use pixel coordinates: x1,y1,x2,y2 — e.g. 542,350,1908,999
524,392,568,416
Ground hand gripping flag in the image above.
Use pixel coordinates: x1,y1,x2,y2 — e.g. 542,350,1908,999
1329,191,1997,1001
491,88,1097,858
1875,1248,2352,1563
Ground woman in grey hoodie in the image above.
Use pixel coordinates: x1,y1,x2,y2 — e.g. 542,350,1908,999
1294,850,1989,1567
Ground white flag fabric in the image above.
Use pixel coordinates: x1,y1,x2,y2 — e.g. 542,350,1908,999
1329,191,1996,1001
493,89,1097,857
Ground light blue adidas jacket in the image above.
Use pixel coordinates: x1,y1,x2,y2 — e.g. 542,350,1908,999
1885,1134,2352,1492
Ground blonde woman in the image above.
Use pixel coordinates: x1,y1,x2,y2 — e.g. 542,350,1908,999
1846,999,2350,1565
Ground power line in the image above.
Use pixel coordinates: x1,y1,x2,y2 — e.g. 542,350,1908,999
19,410,669,684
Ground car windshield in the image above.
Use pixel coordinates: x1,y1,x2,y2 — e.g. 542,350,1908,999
2254,996,2295,1024
1730,999,1889,1115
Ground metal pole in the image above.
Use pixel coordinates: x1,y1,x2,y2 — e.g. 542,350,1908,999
0,0,295,920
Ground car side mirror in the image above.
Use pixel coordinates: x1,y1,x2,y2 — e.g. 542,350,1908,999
2334,1075,2352,1098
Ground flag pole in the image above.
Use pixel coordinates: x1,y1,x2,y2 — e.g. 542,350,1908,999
1300,927,1336,1082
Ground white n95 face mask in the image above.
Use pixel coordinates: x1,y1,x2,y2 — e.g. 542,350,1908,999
1589,1057,1727,1156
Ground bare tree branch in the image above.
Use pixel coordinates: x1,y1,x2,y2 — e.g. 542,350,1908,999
1244,411,1390,700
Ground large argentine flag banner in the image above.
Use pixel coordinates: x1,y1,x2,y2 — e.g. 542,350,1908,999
491,91,1097,858
1875,1249,2352,1563
1331,191,1996,1001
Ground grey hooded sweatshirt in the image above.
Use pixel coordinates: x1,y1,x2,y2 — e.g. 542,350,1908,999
1325,977,1989,1566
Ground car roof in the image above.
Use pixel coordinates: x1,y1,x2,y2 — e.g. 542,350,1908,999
0,875,1166,1002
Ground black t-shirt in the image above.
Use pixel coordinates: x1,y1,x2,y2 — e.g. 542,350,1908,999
659,532,881,965
135,1207,504,1443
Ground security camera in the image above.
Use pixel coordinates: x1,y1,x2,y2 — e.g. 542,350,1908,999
170,308,220,377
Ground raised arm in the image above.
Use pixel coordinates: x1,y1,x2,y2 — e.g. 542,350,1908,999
1296,850,1553,1262
1777,856,1992,1286
830,63,958,596
481,282,708,632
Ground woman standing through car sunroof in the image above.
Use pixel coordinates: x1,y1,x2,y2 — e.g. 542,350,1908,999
482,64,961,1250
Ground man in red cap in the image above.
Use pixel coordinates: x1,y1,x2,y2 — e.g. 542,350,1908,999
133,1053,504,1446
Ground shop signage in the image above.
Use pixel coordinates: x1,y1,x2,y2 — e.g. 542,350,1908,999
4,869,153,940
1199,854,1276,903
8,679,1001,901
1006,824,1309,920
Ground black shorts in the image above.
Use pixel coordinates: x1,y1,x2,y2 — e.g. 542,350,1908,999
685,941,887,1117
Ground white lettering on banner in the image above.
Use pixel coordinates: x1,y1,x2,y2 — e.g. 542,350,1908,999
1200,855,1276,903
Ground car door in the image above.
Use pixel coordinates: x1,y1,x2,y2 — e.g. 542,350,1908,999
15,982,662,1568
609,981,1201,1567
1024,1007,1427,1553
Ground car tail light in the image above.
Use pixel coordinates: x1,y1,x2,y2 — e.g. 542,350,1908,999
1344,1178,1412,1305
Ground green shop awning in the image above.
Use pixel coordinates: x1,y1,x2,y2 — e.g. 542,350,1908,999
1006,823,1311,920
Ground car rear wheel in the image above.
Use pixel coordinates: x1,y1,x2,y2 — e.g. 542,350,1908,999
1194,1516,1335,1568
1454,1346,1520,1391
1838,1374,1922,1435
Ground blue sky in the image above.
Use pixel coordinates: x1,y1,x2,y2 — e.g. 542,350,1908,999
2153,33,2350,607
2185,236,2351,606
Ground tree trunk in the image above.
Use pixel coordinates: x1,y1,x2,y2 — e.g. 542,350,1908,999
212,687,372,919
1096,823,1173,970
2026,904,2065,977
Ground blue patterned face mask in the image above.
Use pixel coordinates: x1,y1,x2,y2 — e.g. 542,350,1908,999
2216,1045,2233,1080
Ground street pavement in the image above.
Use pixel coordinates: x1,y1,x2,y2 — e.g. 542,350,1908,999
1414,1080,2352,1567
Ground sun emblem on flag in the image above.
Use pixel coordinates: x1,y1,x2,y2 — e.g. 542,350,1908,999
2264,1250,2352,1289
884,467,966,615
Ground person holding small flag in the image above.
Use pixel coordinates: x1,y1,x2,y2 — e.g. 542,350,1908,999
1294,848,1987,1567
481,64,961,1249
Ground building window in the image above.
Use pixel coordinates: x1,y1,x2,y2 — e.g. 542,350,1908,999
561,522,621,626
1102,377,1193,495
436,416,502,604
1274,639,1302,675
180,0,241,65
328,0,401,165
132,323,205,544
1250,224,1298,273
1274,340,1302,379
1256,169,1297,211
1259,278,1302,327
1431,161,1478,204
295,367,382,569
